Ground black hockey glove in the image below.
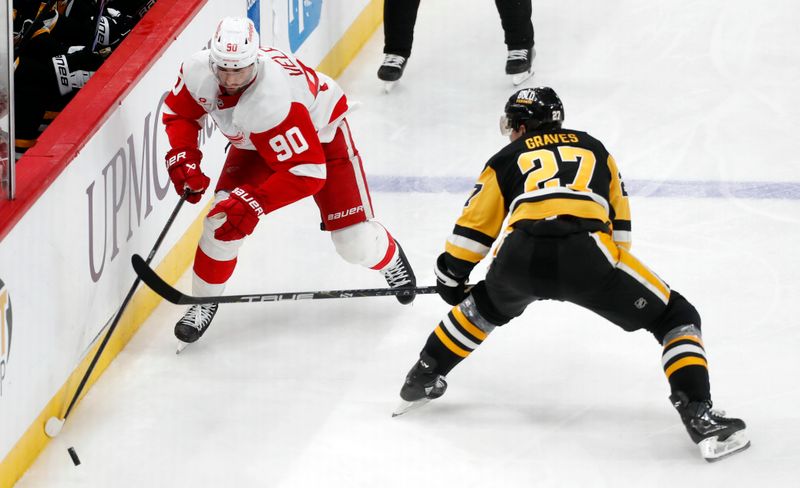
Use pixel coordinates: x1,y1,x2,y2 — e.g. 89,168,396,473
51,47,106,96
435,253,469,305
94,9,136,48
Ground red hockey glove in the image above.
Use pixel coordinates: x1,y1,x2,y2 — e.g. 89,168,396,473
165,147,209,203
207,187,265,241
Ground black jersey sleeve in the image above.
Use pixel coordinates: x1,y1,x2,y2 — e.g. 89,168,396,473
443,163,508,275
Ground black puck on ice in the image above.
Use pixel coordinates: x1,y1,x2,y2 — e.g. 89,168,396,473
67,447,81,466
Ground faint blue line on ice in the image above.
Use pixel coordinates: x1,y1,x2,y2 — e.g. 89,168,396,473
369,176,800,200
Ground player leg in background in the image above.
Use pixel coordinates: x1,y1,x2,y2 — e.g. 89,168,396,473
174,147,269,346
494,0,535,84
378,0,421,87
560,229,749,461
316,119,417,304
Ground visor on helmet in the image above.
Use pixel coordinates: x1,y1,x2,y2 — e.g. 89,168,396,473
213,64,257,90
499,114,513,136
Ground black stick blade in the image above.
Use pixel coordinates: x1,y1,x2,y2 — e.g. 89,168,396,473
131,254,186,304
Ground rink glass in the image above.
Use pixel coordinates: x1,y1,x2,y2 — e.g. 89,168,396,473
1,0,13,199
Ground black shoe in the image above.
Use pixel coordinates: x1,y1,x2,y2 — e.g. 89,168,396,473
505,47,534,75
400,352,448,402
377,54,408,82
670,391,750,461
174,303,219,343
381,241,417,304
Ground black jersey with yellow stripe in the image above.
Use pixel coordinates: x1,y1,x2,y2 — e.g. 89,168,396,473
444,128,632,276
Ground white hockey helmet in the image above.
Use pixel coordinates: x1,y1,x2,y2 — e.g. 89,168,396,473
209,17,260,70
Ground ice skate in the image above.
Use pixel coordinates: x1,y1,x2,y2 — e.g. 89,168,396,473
381,241,417,304
670,391,750,462
392,353,447,417
377,54,407,93
506,47,535,86
174,303,218,352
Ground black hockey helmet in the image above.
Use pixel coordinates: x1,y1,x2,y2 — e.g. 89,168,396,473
500,87,564,135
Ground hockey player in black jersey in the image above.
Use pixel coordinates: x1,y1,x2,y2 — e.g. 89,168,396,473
393,87,750,462
13,0,144,157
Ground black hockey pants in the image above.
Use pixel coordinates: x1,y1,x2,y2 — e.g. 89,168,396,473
475,218,700,342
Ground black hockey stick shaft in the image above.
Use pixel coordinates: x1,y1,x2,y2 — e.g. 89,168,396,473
63,194,187,419
131,254,443,305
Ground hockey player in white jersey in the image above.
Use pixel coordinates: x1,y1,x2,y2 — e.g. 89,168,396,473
162,17,416,348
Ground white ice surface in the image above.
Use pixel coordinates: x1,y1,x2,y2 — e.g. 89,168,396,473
18,0,800,486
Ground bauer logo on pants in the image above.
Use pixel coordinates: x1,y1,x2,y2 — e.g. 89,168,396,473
0,278,12,397
328,205,363,221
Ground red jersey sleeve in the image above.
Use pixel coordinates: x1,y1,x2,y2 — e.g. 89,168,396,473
247,103,327,214
162,66,207,150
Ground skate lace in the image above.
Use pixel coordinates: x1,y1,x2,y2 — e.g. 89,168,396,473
183,304,216,331
382,54,406,69
507,49,529,61
691,401,730,425
708,408,728,419
383,259,411,287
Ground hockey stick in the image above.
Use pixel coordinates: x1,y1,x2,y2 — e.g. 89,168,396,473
90,0,109,52
45,194,188,437
131,254,442,305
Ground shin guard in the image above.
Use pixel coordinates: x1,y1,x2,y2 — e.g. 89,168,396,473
662,324,711,401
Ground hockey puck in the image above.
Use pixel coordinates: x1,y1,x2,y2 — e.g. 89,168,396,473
67,447,81,466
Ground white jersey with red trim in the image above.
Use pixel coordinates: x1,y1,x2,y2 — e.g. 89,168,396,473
164,46,348,164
